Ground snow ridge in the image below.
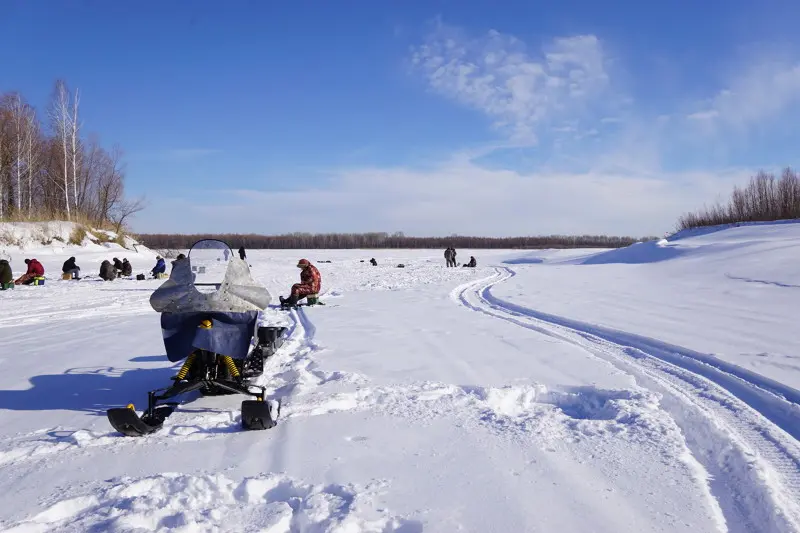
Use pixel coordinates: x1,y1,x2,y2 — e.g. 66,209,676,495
0,472,420,533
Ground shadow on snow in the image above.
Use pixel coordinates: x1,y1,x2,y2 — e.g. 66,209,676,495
0,360,177,415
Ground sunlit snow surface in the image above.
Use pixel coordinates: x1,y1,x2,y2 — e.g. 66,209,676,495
1,222,799,532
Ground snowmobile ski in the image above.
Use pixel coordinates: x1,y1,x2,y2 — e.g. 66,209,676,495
242,399,281,430
107,404,175,436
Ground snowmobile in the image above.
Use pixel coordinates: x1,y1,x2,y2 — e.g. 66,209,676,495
106,239,286,437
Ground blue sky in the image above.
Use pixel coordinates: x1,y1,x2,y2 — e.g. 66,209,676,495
3,0,800,236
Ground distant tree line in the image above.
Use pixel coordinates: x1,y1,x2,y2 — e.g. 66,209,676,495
678,168,800,231
137,232,648,250
0,80,143,231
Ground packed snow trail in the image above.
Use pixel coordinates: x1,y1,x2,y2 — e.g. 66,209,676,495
456,267,800,533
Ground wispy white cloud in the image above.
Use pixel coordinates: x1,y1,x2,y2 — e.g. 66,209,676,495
135,156,754,237
686,62,800,129
409,22,612,143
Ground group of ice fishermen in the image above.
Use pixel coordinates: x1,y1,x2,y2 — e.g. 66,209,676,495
2,246,476,308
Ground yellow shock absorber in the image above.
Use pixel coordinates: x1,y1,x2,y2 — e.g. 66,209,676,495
221,355,240,378
176,352,196,380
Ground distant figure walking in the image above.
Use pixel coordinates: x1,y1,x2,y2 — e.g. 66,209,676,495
238,246,246,260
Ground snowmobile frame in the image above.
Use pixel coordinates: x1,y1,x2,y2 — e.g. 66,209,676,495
107,325,286,436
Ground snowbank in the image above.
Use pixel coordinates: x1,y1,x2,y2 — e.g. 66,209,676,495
0,221,158,277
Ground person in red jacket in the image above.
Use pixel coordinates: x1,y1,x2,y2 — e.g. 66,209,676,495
279,259,321,307
15,258,45,285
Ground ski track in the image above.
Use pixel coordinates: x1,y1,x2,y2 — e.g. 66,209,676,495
454,267,800,533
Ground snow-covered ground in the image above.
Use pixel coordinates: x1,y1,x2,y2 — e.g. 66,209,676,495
1,223,799,532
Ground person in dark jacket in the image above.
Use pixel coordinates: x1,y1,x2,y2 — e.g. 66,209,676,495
62,256,81,279
113,257,123,275
369,258,377,266
238,246,246,260
99,260,116,281
0,259,13,288
15,258,44,285
121,258,133,276
463,256,477,268
151,256,166,278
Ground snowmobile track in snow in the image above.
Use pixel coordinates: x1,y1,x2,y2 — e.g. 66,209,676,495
455,267,800,533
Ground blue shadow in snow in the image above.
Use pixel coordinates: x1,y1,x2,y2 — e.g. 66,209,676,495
0,361,177,415
579,241,686,265
129,355,165,363
503,257,544,265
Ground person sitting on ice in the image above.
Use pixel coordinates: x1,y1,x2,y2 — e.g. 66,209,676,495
113,257,123,275
151,256,166,278
370,258,377,266
121,258,133,277
62,256,81,279
0,259,13,289
463,256,477,268
99,260,116,281
15,258,44,285
279,258,321,307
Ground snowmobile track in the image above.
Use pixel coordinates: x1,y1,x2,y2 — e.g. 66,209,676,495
455,267,800,533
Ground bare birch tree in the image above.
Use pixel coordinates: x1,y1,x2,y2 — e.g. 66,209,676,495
49,80,71,221
25,108,39,214
70,88,80,211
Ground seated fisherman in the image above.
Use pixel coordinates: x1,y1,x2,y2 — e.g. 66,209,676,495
151,256,166,278
62,256,81,279
279,258,321,307
15,258,44,285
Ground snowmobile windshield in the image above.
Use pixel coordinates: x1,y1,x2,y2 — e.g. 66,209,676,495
150,239,271,314
189,239,233,291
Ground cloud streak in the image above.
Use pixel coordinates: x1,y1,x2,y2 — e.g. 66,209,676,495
410,23,612,143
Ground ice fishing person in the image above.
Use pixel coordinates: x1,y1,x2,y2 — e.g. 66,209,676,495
99,259,116,281
62,256,81,279
279,259,321,307
151,256,166,278
15,258,44,285
121,258,133,277
0,258,13,289
238,246,246,260
444,248,453,267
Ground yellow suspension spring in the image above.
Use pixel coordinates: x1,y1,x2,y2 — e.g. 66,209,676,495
176,353,196,380
221,355,240,378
